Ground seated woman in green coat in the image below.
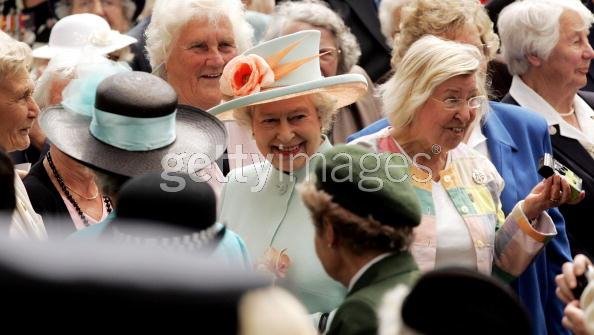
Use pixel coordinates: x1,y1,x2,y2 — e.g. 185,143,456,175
299,144,422,335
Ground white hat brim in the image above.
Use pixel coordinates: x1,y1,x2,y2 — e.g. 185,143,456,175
32,35,137,59
208,73,368,115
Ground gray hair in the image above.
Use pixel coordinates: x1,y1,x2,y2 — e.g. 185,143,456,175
34,53,126,111
498,0,594,76
33,54,78,111
378,0,411,45
382,35,483,133
233,93,337,134
55,0,138,21
264,0,361,75
0,30,32,79
146,0,253,79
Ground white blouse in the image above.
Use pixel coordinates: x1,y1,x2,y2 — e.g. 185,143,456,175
432,180,477,270
510,75,594,157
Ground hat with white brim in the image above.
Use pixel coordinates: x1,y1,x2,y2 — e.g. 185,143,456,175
32,13,137,60
208,30,367,116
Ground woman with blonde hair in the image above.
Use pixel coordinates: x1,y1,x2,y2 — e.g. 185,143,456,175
348,2,576,333
352,33,571,304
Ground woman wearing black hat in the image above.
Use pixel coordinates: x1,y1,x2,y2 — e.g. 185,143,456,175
24,57,129,237
39,70,227,238
300,144,421,335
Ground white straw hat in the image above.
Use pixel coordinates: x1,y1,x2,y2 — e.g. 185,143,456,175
32,13,137,59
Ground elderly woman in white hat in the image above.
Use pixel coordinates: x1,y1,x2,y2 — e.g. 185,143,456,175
211,30,368,317
0,31,46,240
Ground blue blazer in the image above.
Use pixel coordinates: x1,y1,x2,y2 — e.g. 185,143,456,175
347,101,571,335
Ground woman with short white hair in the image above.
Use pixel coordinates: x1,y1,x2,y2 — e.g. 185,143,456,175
146,0,254,189
146,0,253,93
0,31,46,240
499,0,594,258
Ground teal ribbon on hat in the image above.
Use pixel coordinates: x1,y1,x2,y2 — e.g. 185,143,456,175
89,108,177,151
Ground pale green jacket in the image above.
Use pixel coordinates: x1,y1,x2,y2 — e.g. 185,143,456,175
219,137,346,313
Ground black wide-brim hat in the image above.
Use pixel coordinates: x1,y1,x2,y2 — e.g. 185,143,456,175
41,104,226,178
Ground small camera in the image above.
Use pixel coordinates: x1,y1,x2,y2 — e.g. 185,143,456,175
538,153,583,203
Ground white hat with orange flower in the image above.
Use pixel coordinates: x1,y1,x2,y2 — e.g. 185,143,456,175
208,30,368,116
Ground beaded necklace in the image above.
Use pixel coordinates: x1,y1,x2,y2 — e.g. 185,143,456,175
46,152,112,227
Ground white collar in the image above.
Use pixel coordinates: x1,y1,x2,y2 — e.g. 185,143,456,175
466,122,487,148
509,76,594,147
347,253,390,292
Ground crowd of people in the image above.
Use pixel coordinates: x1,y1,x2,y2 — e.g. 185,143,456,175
1,0,594,334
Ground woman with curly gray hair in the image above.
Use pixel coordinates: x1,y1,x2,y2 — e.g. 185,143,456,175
264,0,382,143
146,0,253,110
54,0,144,32
145,0,254,189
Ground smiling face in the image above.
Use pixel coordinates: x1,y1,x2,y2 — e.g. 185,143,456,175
539,10,594,91
407,74,479,153
251,95,323,172
165,17,238,110
0,70,40,152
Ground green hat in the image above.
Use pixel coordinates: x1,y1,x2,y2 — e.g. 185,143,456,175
312,144,421,228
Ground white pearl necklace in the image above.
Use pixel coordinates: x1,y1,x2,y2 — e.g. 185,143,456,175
558,108,575,117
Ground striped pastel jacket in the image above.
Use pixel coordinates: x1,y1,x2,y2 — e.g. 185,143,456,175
352,127,557,279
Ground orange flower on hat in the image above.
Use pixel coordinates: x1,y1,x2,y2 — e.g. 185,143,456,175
220,54,274,97
255,247,291,281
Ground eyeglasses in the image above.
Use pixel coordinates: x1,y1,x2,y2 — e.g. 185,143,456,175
319,47,341,62
432,95,487,111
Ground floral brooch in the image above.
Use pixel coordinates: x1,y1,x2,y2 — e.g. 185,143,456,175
255,246,292,283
